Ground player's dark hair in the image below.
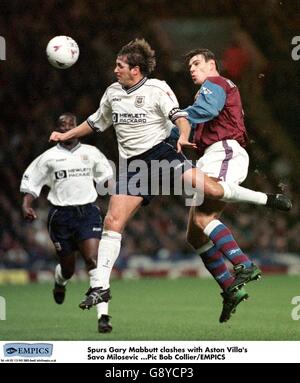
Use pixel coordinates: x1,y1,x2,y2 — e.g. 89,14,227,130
57,113,77,126
184,48,220,72
118,38,156,76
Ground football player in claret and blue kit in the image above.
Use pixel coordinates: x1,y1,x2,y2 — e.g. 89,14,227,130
171,48,292,322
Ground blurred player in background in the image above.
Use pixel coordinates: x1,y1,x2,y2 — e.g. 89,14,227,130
20,113,113,333
49,39,291,331
176,48,292,322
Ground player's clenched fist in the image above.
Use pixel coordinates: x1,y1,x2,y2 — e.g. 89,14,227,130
49,131,64,142
22,206,37,221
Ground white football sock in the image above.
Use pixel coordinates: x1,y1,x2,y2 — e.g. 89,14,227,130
219,181,268,205
89,269,110,319
203,220,222,237
97,230,122,290
96,302,109,319
54,264,68,286
88,268,100,289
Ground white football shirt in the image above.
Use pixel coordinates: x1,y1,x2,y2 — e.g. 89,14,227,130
20,143,113,206
87,77,188,158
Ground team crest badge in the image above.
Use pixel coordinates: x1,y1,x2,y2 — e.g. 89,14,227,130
135,96,145,108
200,86,213,95
81,154,89,163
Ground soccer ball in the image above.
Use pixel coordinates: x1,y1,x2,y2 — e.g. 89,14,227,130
46,36,79,69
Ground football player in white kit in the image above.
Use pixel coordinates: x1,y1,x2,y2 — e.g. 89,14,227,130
21,113,113,333
49,39,291,332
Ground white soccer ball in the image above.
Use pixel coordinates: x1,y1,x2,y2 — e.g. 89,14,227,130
46,36,79,69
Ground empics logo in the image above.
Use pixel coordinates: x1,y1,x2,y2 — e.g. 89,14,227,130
5,347,17,355
4,343,53,357
0,36,5,61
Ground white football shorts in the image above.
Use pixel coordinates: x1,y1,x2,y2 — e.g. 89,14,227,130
196,139,249,184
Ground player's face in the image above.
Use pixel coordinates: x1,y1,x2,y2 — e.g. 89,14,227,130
188,54,214,85
114,56,137,87
58,115,76,133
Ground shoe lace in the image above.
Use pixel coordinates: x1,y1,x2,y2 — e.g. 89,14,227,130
83,287,100,301
88,290,101,305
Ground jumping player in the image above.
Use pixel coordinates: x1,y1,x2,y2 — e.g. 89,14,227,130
175,48,292,322
49,40,291,331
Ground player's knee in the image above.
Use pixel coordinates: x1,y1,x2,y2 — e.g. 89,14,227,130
186,229,207,250
61,268,74,280
192,214,209,230
186,230,197,249
85,257,97,271
104,212,122,231
204,181,223,199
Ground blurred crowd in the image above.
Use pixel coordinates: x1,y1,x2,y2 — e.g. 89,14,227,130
0,0,299,272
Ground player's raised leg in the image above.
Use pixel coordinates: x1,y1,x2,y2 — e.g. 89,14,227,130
203,219,261,292
183,168,292,211
187,203,235,291
187,202,249,322
188,197,261,289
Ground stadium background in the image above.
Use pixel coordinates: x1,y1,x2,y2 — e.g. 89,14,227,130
0,0,300,340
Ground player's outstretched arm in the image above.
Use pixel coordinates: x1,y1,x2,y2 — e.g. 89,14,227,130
175,117,197,153
49,121,93,142
22,193,37,221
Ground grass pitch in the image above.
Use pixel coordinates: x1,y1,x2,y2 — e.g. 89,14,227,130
0,275,299,340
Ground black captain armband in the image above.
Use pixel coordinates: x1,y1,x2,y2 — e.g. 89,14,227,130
87,118,100,132
168,108,188,123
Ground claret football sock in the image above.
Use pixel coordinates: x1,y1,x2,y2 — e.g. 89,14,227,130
197,241,234,291
203,220,252,268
